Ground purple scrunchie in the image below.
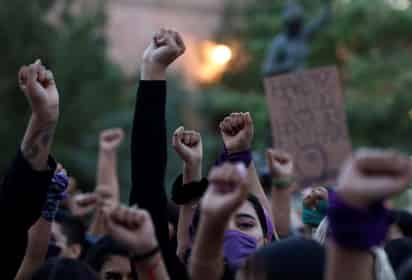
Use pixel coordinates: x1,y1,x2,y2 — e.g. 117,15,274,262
328,191,394,250
42,171,69,221
215,146,252,167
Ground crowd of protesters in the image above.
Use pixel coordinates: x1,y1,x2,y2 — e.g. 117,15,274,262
2,28,412,280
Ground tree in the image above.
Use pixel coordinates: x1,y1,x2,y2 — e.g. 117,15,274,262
0,0,128,196
213,0,412,154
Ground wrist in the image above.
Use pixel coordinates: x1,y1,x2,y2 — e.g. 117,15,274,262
132,245,160,267
226,146,250,155
272,176,295,190
183,162,202,184
141,62,166,80
31,107,59,123
200,210,230,229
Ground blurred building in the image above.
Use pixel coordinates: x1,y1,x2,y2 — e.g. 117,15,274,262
105,0,233,84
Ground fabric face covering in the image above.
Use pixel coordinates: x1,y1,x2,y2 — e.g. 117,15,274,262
302,199,328,227
223,230,258,271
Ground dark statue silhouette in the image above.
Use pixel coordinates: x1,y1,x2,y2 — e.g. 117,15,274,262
263,1,332,77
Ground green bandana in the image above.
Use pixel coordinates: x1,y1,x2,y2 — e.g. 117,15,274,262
302,200,328,227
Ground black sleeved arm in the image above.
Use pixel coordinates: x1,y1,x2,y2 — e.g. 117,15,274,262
0,150,55,279
129,80,188,280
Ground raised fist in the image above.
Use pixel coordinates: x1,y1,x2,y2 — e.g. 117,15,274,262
18,59,59,121
100,128,125,151
104,206,158,255
172,126,202,166
201,163,248,221
302,186,328,209
219,112,254,154
337,149,412,208
266,149,294,179
69,193,98,217
142,29,186,80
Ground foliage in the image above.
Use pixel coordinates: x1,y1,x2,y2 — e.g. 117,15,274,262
0,0,131,198
212,0,412,155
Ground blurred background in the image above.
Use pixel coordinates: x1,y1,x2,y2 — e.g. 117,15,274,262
2,0,412,206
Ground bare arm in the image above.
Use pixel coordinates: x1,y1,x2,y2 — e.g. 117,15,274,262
246,162,274,227
219,113,276,236
19,60,59,171
104,206,171,280
190,163,248,280
96,128,124,200
172,127,203,259
15,218,51,280
326,149,412,280
266,149,295,237
326,242,374,280
190,216,226,280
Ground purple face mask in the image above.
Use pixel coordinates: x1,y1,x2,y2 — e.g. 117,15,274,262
223,230,258,271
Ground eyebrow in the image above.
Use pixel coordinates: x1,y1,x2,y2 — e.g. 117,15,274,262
235,213,257,220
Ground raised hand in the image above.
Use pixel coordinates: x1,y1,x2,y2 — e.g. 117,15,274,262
302,186,328,209
100,128,125,152
104,205,158,255
19,60,60,170
337,149,412,208
69,193,98,217
172,127,202,166
201,163,248,221
19,59,59,121
142,29,186,80
219,112,254,154
266,149,294,179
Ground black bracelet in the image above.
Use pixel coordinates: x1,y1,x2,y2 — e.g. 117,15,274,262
131,246,160,263
171,174,209,205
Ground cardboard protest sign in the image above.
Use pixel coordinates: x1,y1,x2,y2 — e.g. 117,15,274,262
264,66,351,188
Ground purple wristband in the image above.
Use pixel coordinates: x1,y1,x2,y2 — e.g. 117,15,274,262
215,146,252,167
328,191,393,250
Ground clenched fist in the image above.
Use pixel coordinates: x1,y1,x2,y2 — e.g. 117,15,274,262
266,149,294,180
104,206,158,255
18,59,59,121
337,149,412,208
100,128,125,152
219,113,254,154
172,126,202,166
69,193,98,217
201,163,248,221
142,29,186,80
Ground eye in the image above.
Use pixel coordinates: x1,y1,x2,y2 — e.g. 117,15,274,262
238,222,255,230
236,217,257,231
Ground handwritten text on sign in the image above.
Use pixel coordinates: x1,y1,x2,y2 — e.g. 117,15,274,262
264,66,352,188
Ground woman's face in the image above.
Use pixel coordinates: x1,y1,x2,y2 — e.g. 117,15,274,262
227,201,266,247
100,255,133,280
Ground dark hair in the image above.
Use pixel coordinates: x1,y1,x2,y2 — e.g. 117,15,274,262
389,209,412,237
385,238,412,273
398,257,412,280
55,213,86,246
85,236,131,273
243,238,325,280
190,194,269,242
32,258,98,280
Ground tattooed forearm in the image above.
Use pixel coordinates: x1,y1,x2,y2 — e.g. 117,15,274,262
21,119,57,170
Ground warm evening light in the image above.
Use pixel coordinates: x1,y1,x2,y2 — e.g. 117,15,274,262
193,41,234,84
211,45,233,66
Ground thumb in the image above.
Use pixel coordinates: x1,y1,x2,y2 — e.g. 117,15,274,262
266,149,275,171
172,126,185,149
244,112,253,128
